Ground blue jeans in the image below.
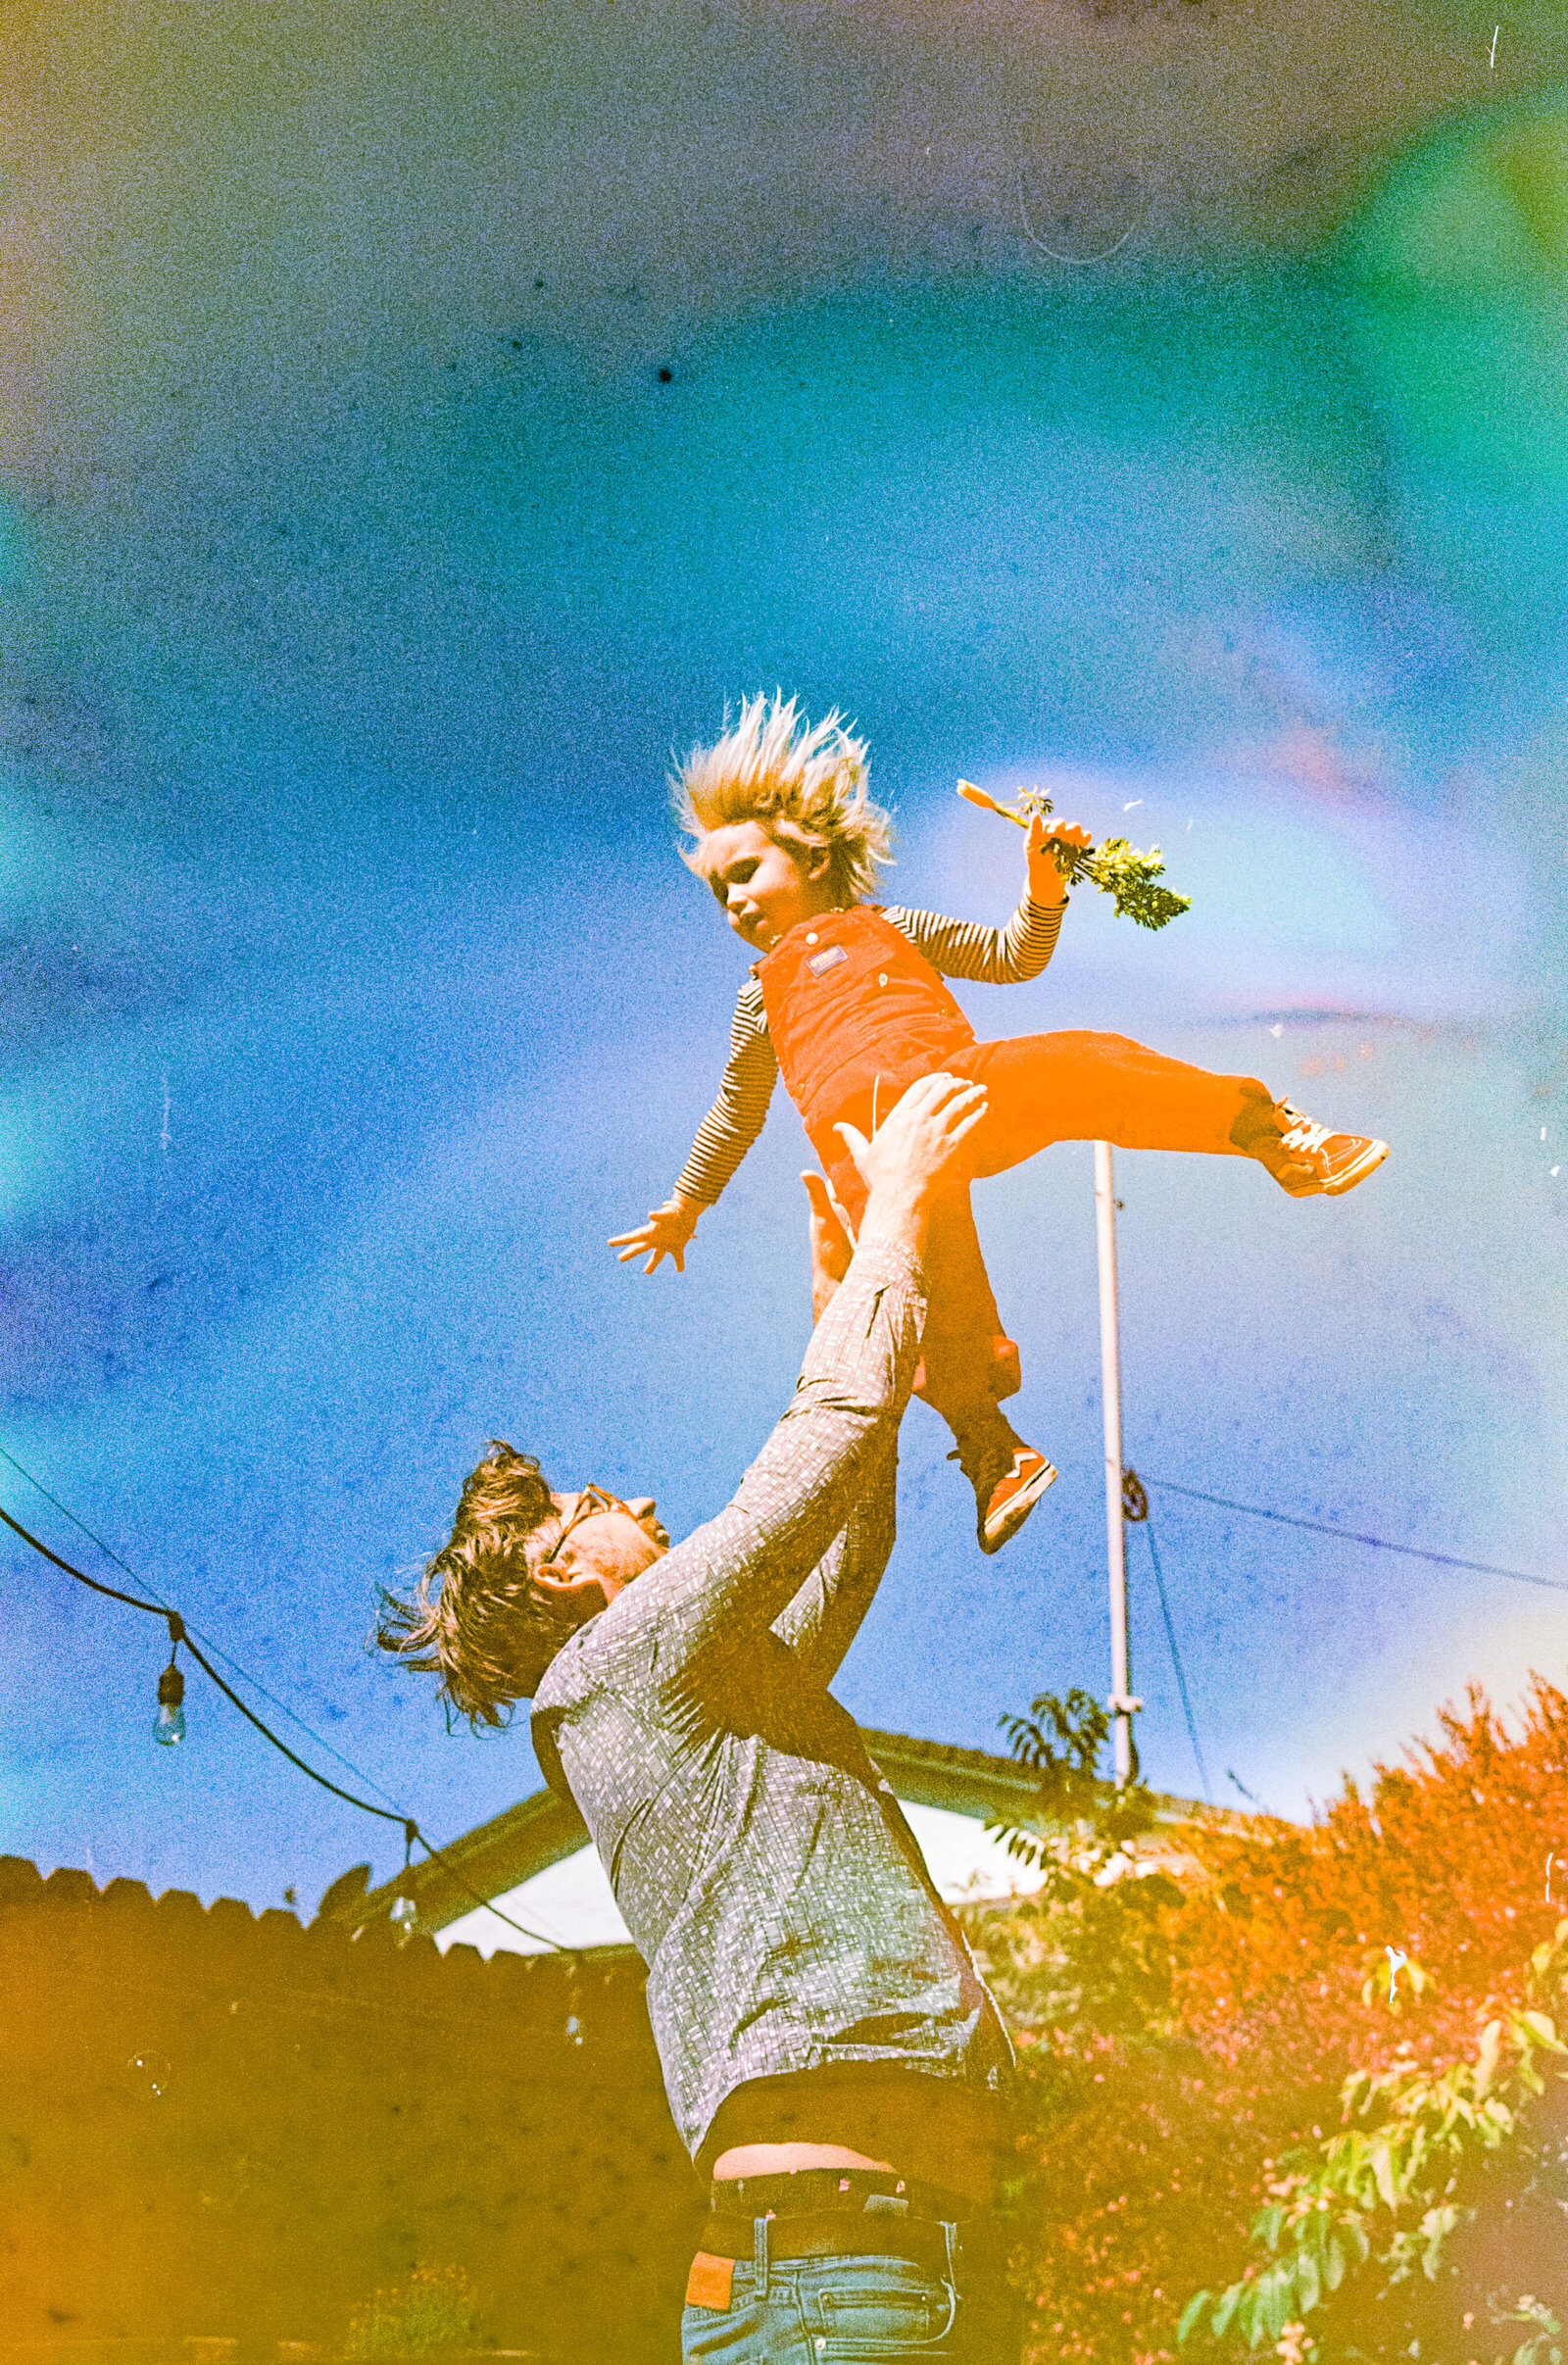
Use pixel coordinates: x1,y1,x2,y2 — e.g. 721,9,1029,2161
680,2214,1021,2364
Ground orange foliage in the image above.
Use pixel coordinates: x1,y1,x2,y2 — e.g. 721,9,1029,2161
964,1673,1568,2362
1171,1677,1568,2054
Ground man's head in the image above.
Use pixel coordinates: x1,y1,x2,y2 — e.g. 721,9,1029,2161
376,1442,668,1722
672,691,893,915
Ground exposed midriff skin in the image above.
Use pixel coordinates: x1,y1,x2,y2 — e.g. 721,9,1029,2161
713,2142,898,2179
703,2068,1003,2209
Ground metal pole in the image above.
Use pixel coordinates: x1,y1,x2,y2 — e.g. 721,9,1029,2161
1095,1141,1139,1786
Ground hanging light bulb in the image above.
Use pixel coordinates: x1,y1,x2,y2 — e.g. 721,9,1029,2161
154,1619,186,1747
390,1820,419,1942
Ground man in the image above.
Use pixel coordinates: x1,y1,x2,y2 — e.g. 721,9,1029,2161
379,1071,1024,2362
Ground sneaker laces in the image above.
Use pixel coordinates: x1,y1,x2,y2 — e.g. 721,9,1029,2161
1277,1104,1335,1158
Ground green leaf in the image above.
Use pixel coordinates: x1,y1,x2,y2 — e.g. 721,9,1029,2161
1210,2283,1242,2340
1325,2232,1347,2291
1176,2291,1211,2346
1257,2263,1296,2342
1370,2142,1398,2209
1475,2017,1505,2093
1296,2252,1321,2316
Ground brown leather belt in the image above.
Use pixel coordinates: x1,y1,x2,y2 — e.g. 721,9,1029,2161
702,2209,960,2276
709,2167,983,2222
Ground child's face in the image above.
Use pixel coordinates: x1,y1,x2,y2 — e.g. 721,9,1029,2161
698,819,837,952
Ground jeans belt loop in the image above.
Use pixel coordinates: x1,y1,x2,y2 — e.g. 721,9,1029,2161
942,2217,960,2291
753,2210,770,2301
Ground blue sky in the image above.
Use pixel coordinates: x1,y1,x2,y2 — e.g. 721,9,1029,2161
2,80,1566,1913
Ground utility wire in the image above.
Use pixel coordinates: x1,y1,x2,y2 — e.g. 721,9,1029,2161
1141,1515,1212,1806
0,1477,569,1953
1141,1475,1568,1595
1121,1473,1213,1809
0,1441,155,1590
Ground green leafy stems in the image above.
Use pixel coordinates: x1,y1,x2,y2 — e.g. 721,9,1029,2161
1176,1921,1568,2360
958,780,1194,931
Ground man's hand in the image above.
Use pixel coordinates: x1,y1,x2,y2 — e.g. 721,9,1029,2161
835,1071,989,1265
610,1192,705,1275
803,1171,856,1322
1026,812,1094,907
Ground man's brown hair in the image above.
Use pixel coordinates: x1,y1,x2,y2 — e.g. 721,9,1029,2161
376,1442,579,1723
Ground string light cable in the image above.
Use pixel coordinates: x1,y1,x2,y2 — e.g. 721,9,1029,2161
0,1440,405,1804
0,1460,570,1952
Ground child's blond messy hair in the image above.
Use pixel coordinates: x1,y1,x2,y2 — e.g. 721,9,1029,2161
672,692,893,906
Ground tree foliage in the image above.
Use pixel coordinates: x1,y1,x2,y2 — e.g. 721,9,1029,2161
960,1676,1568,2363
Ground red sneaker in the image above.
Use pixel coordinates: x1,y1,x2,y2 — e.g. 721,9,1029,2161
981,1446,1058,1552
950,1430,1058,1554
1266,1100,1390,1199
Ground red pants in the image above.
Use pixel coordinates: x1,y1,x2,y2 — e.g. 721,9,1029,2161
809,1032,1269,1436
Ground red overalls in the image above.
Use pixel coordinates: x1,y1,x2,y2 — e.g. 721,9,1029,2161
758,905,1269,1438
757,907,1015,1429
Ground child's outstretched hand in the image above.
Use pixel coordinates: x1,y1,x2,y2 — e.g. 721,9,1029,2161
610,1191,704,1275
1026,812,1093,906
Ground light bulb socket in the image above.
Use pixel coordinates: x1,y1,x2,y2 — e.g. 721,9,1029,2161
157,1662,185,1709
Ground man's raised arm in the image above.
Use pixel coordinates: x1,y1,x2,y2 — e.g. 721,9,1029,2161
585,1073,989,1687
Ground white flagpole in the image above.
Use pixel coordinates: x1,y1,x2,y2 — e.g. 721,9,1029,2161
1095,1142,1140,1786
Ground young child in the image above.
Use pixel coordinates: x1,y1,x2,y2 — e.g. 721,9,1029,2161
612,693,1389,1554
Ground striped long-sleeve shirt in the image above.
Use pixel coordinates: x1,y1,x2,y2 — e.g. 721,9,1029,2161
674,893,1066,1207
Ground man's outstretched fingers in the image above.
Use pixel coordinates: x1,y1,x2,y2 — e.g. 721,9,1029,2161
834,1070,989,1195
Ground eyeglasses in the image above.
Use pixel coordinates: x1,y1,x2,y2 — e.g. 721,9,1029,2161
538,1485,624,1568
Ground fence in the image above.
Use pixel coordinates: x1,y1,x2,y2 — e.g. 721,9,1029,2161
0,1858,705,2365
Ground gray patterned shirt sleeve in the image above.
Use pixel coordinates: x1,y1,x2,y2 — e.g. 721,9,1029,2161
532,1239,1016,2163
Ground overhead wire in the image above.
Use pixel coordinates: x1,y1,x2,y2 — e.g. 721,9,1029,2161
1139,1474,1568,1595
1119,1471,1212,1807
0,1439,405,1807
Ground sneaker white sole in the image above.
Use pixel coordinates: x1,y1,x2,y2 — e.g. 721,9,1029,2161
980,1458,1058,1553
